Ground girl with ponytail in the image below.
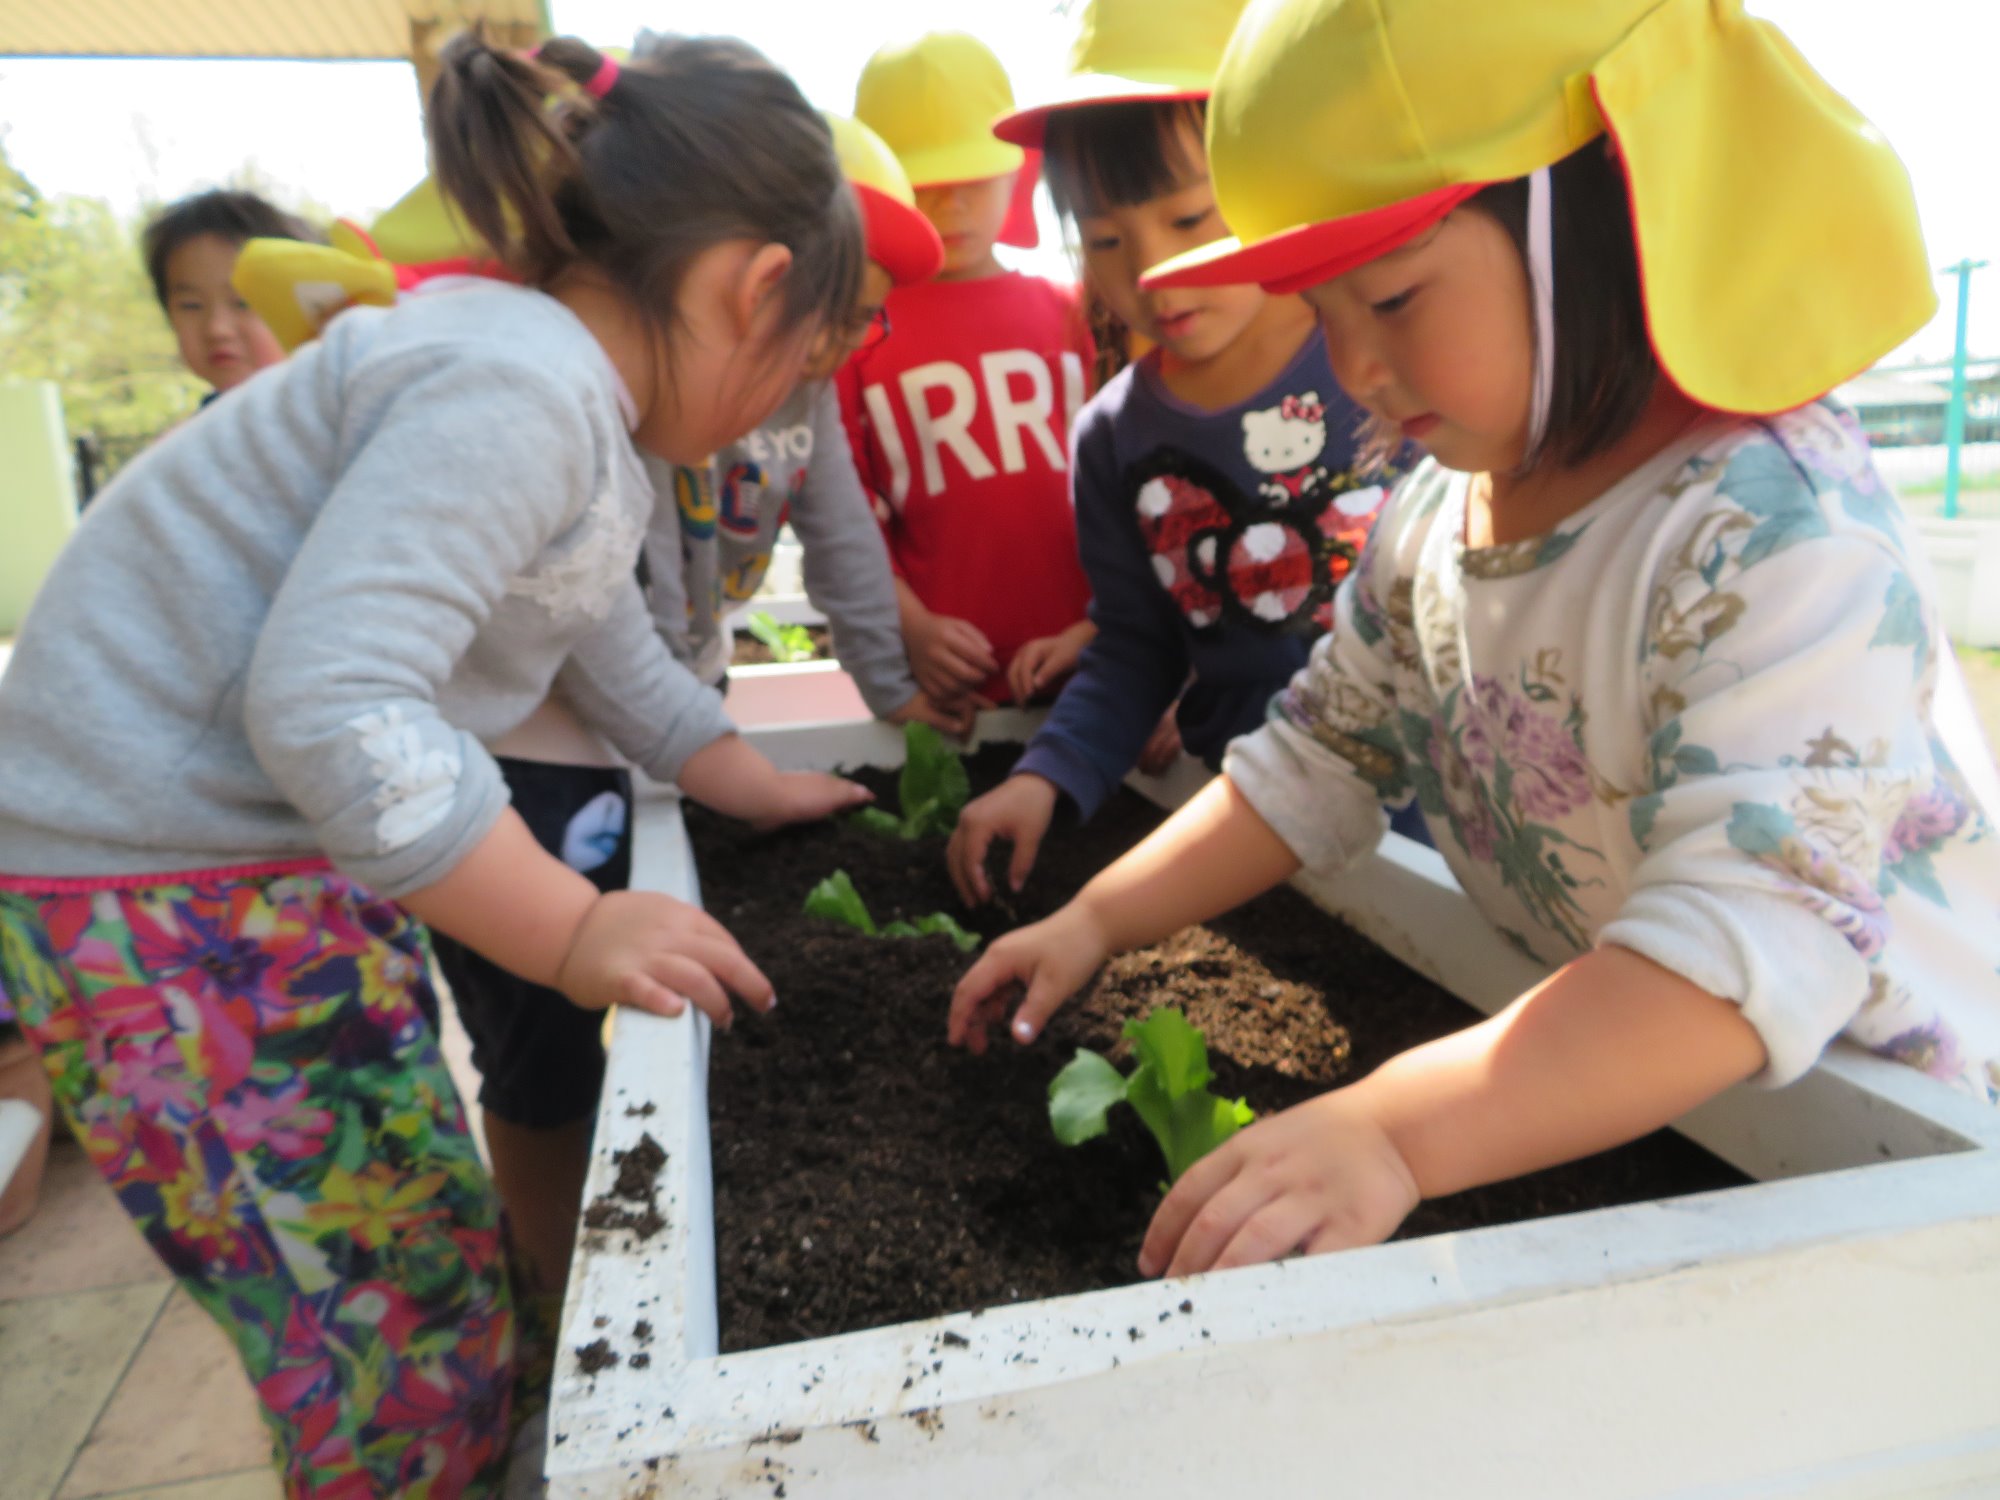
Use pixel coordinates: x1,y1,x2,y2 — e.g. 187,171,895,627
0,28,863,1496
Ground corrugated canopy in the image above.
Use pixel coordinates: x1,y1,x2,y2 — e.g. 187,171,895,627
0,0,548,61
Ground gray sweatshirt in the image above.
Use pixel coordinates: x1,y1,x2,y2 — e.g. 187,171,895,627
643,383,916,716
0,280,730,897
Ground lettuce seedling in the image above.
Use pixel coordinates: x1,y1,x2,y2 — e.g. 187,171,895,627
803,869,980,953
1048,1008,1253,1183
851,722,970,840
747,610,817,662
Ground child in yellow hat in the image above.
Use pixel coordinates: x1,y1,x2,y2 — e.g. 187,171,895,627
952,0,2000,1273
843,31,1097,712
946,0,1424,907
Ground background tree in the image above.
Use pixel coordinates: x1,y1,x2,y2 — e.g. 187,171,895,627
0,137,201,473
0,140,329,484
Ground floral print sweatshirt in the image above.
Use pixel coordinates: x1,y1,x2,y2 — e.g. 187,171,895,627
1226,402,2000,1102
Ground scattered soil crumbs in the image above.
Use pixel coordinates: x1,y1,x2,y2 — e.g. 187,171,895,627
686,744,1746,1352
579,1131,670,1241
730,624,832,667
574,1338,618,1375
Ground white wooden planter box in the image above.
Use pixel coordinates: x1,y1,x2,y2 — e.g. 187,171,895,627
545,713,2000,1499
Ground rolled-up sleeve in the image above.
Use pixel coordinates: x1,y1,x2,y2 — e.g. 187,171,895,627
1600,510,1938,1085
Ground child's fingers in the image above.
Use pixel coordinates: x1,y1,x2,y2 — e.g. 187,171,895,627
619,974,689,1020
1138,1138,1245,1277
1006,818,1044,895
946,821,992,907
948,946,1020,1048
1006,965,1075,1046
676,935,775,1013
649,953,736,1029
1159,1170,1274,1278
1209,1197,1322,1273
943,623,999,675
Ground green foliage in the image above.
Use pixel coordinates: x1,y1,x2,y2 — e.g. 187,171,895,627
802,869,980,953
1048,1008,1254,1183
0,144,330,484
853,723,971,840
746,610,817,662
0,142,200,468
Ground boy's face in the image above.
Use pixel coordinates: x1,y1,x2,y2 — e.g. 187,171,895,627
913,175,1014,279
163,233,286,391
1074,119,1266,365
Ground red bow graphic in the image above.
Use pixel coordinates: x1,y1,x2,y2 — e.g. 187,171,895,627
1280,394,1324,423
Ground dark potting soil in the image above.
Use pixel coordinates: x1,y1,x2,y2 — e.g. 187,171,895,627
685,744,1748,1353
729,624,832,667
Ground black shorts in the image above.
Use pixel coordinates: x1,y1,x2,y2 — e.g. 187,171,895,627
430,759,633,1129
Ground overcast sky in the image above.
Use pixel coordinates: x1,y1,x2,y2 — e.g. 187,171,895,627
2,0,1993,364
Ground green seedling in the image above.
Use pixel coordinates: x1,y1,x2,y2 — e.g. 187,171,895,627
851,722,970,840
1049,1008,1254,1184
803,870,980,953
747,610,817,663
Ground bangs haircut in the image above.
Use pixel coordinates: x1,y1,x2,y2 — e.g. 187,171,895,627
1042,98,1208,226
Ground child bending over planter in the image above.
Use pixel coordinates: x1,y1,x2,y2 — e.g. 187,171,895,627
950,0,2000,1280
0,33,865,1497
841,31,1099,713
639,106,971,737
947,0,1418,907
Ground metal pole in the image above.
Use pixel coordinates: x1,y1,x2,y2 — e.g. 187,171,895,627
1941,258,1988,521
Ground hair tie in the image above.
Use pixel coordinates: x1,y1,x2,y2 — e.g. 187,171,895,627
582,55,619,99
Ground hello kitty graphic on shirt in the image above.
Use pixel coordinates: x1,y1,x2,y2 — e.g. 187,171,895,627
1131,393,1392,636
1244,392,1332,504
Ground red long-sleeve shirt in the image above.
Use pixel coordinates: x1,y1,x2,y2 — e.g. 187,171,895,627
836,272,1095,703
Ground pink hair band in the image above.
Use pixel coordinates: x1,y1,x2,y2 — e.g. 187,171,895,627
583,55,619,99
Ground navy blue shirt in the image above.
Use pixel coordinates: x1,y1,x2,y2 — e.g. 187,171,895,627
1016,327,1406,818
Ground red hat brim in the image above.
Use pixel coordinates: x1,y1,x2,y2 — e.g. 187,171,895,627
1142,182,1485,294
855,182,946,286
993,88,1211,150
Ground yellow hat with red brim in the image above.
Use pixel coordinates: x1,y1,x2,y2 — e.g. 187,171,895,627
856,31,1025,189
1143,0,1936,416
826,112,944,286
993,0,1249,149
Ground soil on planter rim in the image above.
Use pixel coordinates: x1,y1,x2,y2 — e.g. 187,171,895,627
685,745,1747,1353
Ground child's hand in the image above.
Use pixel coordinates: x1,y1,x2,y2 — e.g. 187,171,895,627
749,770,876,832
947,773,1060,905
679,735,873,830
905,603,999,702
947,901,1108,1053
1006,620,1096,704
1136,709,1183,776
554,889,775,1030
889,688,978,740
1136,1089,1420,1277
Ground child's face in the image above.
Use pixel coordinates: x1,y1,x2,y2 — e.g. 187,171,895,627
1075,133,1266,364
1301,210,1534,475
163,233,286,392
637,239,822,464
801,260,895,383
913,175,1014,279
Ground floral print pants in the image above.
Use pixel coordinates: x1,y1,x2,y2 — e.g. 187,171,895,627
0,866,526,1498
